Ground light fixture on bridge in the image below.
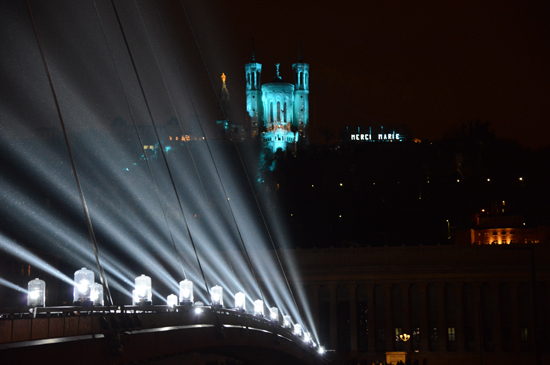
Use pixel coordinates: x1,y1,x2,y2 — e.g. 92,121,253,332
211,285,223,307
179,279,193,305
194,301,204,314
270,307,279,322
254,299,264,317
318,346,326,355
73,267,94,306
303,331,311,343
134,274,152,306
27,278,45,307
91,283,103,306
294,323,302,337
235,292,246,312
167,294,178,307
283,315,292,329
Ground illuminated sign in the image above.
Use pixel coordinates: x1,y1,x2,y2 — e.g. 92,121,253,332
350,133,401,141
345,127,405,142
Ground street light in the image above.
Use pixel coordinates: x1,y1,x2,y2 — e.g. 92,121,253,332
179,279,193,305
73,267,94,305
235,292,246,312
294,323,302,337
27,278,45,307
91,283,103,306
134,274,152,305
254,299,264,317
283,315,292,329
167,294,178,307
211,285,223,307
270,307,279,322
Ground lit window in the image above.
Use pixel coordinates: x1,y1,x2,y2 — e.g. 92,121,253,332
487,178,491,182
448,327,456,341
339,183,343,186
395,328,403,341
169,136,172,140
457,179,460,183
520,328,528,341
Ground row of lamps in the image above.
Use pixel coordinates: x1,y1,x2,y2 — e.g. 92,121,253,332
26,270,325,354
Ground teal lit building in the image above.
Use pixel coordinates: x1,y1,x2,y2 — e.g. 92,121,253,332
245,47,309,154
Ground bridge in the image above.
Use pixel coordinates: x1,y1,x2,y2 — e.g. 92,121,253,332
0,1,327,363
1,305,329,364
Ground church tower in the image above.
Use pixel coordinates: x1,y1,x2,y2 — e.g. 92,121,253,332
245,46,262,138
292,41,309,140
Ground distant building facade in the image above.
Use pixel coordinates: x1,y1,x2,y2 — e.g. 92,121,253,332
284,244,550,365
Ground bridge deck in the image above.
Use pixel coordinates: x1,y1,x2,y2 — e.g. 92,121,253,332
0,306,329,364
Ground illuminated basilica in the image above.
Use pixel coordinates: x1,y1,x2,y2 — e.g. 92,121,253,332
245,49,309,153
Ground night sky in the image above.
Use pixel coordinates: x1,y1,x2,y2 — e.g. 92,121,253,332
1,0,549,148
185,0,550,148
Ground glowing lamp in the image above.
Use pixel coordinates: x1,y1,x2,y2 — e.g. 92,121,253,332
91,283,103,306
194,301,204,314
283,315,292,328
27,278,45,307
294,323,302,336
254,299,264,317
270,307,279,322
131,289,136,305
73,267,94,305
235,292,246,311
211,285,223,307
303,331,311,343
318,346,326,355
167,294,178,307
134,274,152,305
179,279,193,304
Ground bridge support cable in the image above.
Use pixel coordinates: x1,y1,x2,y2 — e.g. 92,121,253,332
109,0,211,301
177,1,309,334
135,3,209,204
25,0,114,306
92,0,187,282
151,0,268,309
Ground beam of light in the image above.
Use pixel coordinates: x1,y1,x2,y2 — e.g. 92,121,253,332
0,277,28,294
1,0,318,340
0,233,74,286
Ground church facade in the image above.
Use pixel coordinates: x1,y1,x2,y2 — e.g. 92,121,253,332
245,51,309,153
